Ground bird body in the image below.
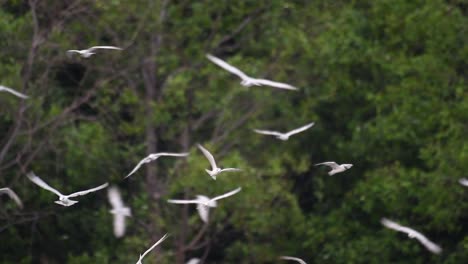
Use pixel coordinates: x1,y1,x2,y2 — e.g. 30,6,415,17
0,85,29,99
27,172,108,207
197,144,241,180
315,161,353,176
0,188,23,208
206,54,298,90
67,46,122,58
125,152,189,178
108,186,131,238
253,122,315,141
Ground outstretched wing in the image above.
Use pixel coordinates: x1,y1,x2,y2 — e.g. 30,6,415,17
285,122,315,137
0,188,23,208
413,233,442,254
68,183,109,197
125,152,189,179
108,186,124,209
27,172,63,197
167,199,203,205
140,233,169,259
314,161,339,169
253,129,283,137
254,79,298,90
89,46,123,51
197,144,217,170
459,178,468,187
280,256,307,264
212,187,242,202
0,85,29,99
125,156,152,179
206,54,249,80
220,168,241,173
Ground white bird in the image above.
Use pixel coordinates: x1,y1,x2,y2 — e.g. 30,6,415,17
197,144,241,180
280,256,307,264
168,187,242,223
67,46,122,58
0,85,28,99
186,258,200,264
0,188,23,208
381,218,442,254
125,152,189,178
135,233,169,264
253,122,315,141
458,178,468,187
27,172,108,206
315,161,353,176
108,186,131,238
206,54,298,91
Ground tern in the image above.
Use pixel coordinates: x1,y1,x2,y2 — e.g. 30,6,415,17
125,152,189,178
0,188,23,208
67,46,122,58
315,161,353,176
135,233,169,264
27,172,108,206
206,54,298,90
253,122,315,141
186,258,200,264
381,218,442,254
459,178,468,187
197,144,241,180
0,85,28,99
108,186,131,238
168,187,242,223
280,256,307,264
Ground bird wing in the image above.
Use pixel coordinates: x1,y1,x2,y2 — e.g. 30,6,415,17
280,256,307,264
186,258,201,264
197,144,217,170
254,79,298,90
314,161,339,169
253,129,284,137
125,156,153,179
211,187,242,202
220,168,242,173
0,85,29,99
0,188,23,208
167,199,204,204
126,152,189,179
66,50,81,54
196,204,210,223
413,233,442,254
68,183,109,197
206,54,250,80
285,122,315,137
108,186,124,209
140,233,169,259
113,213,126,238
155,152,190,158
27,172,63,197
459,178,468,187
89,46,123,51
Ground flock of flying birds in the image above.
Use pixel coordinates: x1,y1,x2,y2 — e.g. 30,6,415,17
0,44,465,262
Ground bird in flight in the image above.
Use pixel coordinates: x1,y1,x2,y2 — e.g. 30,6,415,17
458,178,468,187
253,122,315,141
381,218,442,254
67,46,122,58
186,258,200,264
0,188,23,208
108,186,131,238
168,187,242,223
206,54,298,91
197,144,241,180
0,85,29,99
27,172,108,206
135,233,169,264
315,161,353,176
280,256,307,264
125,152,189,179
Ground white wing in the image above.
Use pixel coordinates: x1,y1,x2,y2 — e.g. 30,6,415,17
197,144,217,170
254,79,298,90
284,122,315,137
280,256,307,264
314,161,339,169
413,233,442,254
167,199,204,205
253,129,284,137
108,187,124,209
66,50,81,53
140,233,169,259
0,188,23,208
196,205,210,223
219,168,242,173
88,46,123,51
206,54,250,80
0,85,29,99
459,178,468,187
211,187,242,202
68,183,109,197
125,152,189,178
27,172,63,197
186,258,201,264
113,213,126,238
